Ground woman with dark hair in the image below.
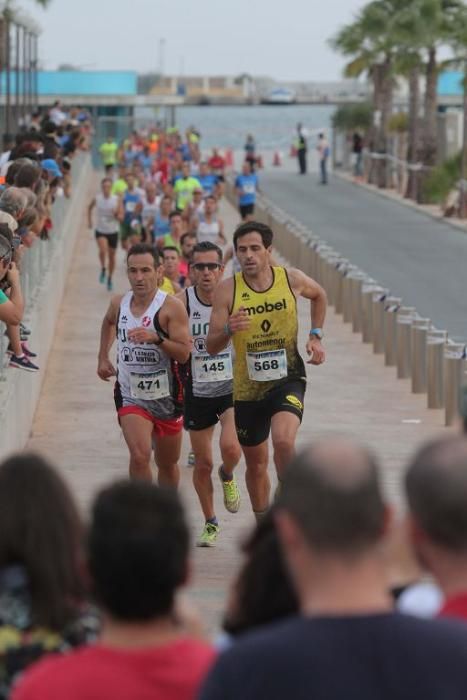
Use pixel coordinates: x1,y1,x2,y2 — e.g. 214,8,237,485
222,507,298,639
0,453,97,699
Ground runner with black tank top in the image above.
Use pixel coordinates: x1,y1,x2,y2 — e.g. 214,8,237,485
207,221,327,520
177,241,241,547
97,243,191,484
87,177,123,291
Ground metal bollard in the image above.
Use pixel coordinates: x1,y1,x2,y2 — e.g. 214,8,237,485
321,252,338,299
315,246,333,286
324,255,341,305
427,330,448,409
308,241,321,280
274,215,285,252
287,226,300,266
333,259,349,314
383,297,402,366
342,274,353,323
350,273,368,333
396,309,418,379
361,284,384,343
372,291,388,354
444,343,467,426
411,318,431,394
304,240,316,278
340,265,359,322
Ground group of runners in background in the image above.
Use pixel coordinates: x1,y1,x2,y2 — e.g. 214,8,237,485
92,125,327,547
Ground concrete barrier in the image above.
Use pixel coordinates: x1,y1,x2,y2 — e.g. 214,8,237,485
0,153,91,458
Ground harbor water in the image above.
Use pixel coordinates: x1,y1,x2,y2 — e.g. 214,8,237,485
135,104,335,150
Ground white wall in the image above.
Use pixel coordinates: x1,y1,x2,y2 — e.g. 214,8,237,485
0,154,91,458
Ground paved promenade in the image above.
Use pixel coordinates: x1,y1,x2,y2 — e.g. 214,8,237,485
26,180,450,633
261,167,467,340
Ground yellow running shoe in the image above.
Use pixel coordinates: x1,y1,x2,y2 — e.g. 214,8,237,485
218,467,240,513
197,522,220,547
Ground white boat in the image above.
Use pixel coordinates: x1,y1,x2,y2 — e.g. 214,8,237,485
262,87,296,105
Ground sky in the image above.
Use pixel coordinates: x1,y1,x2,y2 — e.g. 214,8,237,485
18,0,367,81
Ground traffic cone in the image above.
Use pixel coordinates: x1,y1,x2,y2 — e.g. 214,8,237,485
273,151,281,166
290,145,297,158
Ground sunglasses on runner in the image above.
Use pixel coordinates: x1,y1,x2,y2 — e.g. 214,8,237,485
191,262,221,271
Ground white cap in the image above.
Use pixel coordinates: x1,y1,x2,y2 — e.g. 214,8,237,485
0,210,18,232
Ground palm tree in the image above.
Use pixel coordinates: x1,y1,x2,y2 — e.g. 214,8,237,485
331,0,401,188
414,0,465,199
445,9,467,216
389,1,427,201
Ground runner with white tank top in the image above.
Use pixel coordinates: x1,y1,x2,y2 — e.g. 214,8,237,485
177,241,241,548
88,177,122,291
97,243,191,484
195,195,226,246
115,289,180,420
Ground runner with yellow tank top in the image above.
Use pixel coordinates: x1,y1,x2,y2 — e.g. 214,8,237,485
207,221,327,520
230,266,304,402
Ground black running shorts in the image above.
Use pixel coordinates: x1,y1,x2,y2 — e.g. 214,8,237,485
95,231,118,249
239,203,255,219
184,391,234,431
234,379,306,447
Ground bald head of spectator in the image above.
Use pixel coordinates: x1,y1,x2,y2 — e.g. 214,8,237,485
276,439,391,614
406,436,467,605
0,186,28,221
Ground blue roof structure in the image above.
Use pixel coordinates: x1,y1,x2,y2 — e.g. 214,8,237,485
438,72,464,97
39,71,137,95
1,70,138,95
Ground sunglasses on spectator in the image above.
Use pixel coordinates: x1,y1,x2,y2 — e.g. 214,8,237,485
191,262,221,271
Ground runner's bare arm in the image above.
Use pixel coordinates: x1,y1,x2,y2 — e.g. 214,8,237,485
218,218,226,245
206,278,250,355
206,279,232,355
158,296,191,363
288,268,327,365
175,289,187,307
87,198,95,228
115,197,124,222
223,245,233,265
97,295,122,380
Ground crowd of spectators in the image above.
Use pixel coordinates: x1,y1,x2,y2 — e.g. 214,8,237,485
0,101,91,372
1,433,467,698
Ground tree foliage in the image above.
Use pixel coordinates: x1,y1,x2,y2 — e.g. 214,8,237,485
332,103,373,131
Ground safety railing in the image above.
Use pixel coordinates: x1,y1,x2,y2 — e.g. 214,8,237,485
224,178,467,427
